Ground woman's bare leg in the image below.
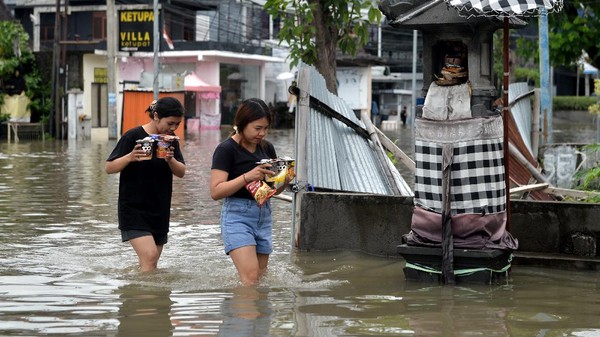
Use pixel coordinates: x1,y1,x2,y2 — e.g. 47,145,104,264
129,236,163,272
229,246,269,286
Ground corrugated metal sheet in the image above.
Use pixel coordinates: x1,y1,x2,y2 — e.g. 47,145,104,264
509,82,533,155
507,84,555,200
296,64,413,196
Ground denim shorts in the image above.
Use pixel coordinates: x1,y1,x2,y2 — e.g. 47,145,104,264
121,229,168,245
221,197,272,255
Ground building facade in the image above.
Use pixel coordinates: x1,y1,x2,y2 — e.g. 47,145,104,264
11,0,291,140
9,0,424,139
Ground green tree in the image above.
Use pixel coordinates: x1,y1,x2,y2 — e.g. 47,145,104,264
515,1,600,71
0,20,52,123
549,2,599,69
264,0,381,94
0,21,33,87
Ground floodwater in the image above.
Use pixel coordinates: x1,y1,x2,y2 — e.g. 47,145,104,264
1,119,599,336
551,110,598,144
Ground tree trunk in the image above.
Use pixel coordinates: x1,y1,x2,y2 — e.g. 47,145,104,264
0,0,13,21
308,0,338,95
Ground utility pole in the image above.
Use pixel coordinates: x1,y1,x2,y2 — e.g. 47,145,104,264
153,0,159,100
51,0,61,139
411,30,417,127
107,0,118,139
539,11,552,144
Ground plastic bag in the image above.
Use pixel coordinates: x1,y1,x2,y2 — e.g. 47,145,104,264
245,180,276,207
261,157,296,190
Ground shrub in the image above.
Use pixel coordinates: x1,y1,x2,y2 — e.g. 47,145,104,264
553,96,597,111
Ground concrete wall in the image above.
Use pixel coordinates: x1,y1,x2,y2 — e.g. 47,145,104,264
299,193,413,257
298,192,600,259
511,200,600,256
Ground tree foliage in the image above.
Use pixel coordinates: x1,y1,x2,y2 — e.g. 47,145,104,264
549,1,600,68
515,1,600,70
0,20,52,121
264,0,381,94
0,20,34,81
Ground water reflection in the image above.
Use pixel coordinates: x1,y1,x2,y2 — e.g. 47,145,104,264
1,124,600,336
116,284,174,336
217,287,272,336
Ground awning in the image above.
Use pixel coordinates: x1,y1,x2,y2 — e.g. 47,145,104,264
583,62,599,75
184,73,221,99
446,0,563,18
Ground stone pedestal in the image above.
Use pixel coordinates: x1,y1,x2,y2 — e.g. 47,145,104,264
397,244,512,284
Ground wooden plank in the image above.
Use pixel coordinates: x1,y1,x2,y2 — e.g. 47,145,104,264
375,127,416,172
543,187,600,199
510,183,549,194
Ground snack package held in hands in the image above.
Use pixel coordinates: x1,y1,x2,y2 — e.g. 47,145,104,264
136,136,155,160
245,180,276,207
151,134,180,159
261,157,296,190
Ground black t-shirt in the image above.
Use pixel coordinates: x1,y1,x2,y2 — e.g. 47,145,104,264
107,126,185,234
211,137,276,199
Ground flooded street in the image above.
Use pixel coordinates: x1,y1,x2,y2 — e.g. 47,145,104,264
1,119,599,336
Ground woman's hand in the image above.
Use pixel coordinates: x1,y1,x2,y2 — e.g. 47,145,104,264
245,163,275,182
163,146,175,161
130,144,151,161
106,144,149,174
210,164,275,201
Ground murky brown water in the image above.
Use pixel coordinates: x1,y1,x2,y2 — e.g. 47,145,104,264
1,122,599,336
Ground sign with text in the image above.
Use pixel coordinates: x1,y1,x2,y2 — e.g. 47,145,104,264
94,68,107,83
119,10,154,52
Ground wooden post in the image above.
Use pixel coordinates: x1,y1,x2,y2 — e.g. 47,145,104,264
503,17,511,231
291,68,311,251
532,88,541,158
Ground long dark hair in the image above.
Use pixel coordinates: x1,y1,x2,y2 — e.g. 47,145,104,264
232,98,273,150
232,98,272,135
145,97,185,119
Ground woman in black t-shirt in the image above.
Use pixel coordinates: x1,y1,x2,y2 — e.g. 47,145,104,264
210,98,289,286
106,97,186,272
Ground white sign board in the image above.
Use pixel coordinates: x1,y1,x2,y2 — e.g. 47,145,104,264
336,67,369,110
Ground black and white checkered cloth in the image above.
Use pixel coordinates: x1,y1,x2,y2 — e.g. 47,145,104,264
414,117,506,215
446,0,563,18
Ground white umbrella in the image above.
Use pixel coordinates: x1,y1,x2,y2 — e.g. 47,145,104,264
276,72,295,81
227,72,245,81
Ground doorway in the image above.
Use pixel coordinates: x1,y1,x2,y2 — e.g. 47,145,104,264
91,83,108,128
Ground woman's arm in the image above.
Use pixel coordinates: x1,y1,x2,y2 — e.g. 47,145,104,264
105,144,143,174
167,157,185,178
210,164,274,200
210,169,245,200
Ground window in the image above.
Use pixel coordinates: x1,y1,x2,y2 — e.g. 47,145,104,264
92,11,106,40
196,10,217,42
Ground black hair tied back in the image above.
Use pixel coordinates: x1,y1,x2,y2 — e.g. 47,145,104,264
147,100,158,113
146,97,184,119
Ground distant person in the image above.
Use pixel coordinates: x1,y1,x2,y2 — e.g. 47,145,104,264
380,106,389,123
371,100,380,127
105,97,186,272
401,106,408,125
210,98,291,286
